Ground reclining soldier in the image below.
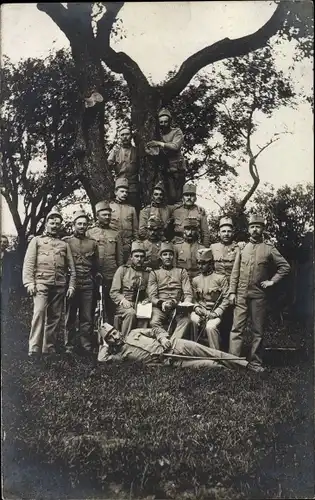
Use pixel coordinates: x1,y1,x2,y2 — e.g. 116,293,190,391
97,322,251,371
110,241,150,338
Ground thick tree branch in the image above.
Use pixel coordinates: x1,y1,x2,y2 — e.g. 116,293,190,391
37,3,74,42
161,1,288,101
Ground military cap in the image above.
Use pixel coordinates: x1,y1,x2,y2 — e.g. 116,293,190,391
153,181,166,192
248,214,265,226
95,201,112,213
73,209,88,222
100,322,116,340
147,216,163,229
159,241,175,256
46,207,63,222
197,248,213,262
183,217,199,228
118,122,131,134
158,108,172,119
219,217,233,228
115,177,129,190
183,182,197,195
131,240,146,254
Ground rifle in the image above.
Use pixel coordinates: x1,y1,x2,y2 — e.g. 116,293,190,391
96,284,104,344
162,353,246,362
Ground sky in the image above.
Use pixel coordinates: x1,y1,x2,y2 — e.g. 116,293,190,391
1,2,313,234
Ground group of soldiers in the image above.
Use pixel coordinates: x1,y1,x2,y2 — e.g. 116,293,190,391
21,108,291,373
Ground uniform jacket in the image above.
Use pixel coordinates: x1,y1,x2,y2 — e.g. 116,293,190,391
110,265,150,305
210,242,240,282
87,225,124,281
174,241,205,279
109,201,139,246
172,204,210,247
108,145,139,194
143,240,162,270
229,240,290,298
22,235,76,289
62,235,99,289
147,266,193,305
139,204,173,239
161,127,185,173
192,272,230,318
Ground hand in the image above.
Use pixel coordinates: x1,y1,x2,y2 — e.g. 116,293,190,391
26,283,36,296
238,241,246,250
141,298,150,305
162,300,176,312
207,312,218,320
146,140,160,148
194,306,206,317
229,293,236,306
160,337,172,350
261,280,274,289
121,298,132,309
66,287,75,299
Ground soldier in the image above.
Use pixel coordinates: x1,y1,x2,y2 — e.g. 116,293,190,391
87,201,124,324
139,181,173,240
210,217,241,351
98,323,250,371
146,109,186,204
110,177,139,263
63,210,100,355
229,214,291,372
174,217,205,280
110,241,150,338
191,248,230,349
142,216,164,270
22,208,76,358
108,124,140,212
172,182,210,246
147,241,193,339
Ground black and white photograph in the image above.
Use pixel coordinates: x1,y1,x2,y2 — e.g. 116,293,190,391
1,2,314,499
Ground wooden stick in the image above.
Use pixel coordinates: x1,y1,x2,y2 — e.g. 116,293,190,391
162,353,247,361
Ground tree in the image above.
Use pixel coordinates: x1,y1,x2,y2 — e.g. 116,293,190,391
36,1,313,205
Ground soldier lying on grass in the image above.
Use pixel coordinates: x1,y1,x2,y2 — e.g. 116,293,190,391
97,323,260,372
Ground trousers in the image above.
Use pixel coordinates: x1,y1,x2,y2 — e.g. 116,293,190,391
116,305,138,338
151,306,191,340
190,312,221,349
65,288,94,352
229,295,266,365
29,283,66,354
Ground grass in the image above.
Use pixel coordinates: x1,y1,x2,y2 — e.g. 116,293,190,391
2,290,314,499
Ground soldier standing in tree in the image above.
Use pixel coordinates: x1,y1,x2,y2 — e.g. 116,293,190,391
110,241,150,338
228,214,291,372
87,201,124,324
110,178,139,263
138,181,173,240
172,182,210,246
22,208,76,358
63,210,100,356
146,108,186,205
108,124,140,213
174,217,205,280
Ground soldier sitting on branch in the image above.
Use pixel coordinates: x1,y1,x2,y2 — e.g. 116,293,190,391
22,208,76,359
172,182,210,247
174,217,205,280
110,241,150,338
109,177,139,264
147,241,193,340
145,108,186,205
63,210,100,356
191,248,230,350
139,181,173,241
87,200,124,324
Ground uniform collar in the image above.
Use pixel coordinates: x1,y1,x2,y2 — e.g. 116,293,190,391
249,237,263,244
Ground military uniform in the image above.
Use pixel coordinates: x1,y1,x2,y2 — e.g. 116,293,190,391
172,184,210,246
22,210,76,355
174,241,205,280
229,215,290,366
63,213,99,353
87,201,124,324
108,143,139,210
147,243,193,340
143,239,162,270
110,242,150,338
110,178,139,263
98,324,249,370
139,204,173,240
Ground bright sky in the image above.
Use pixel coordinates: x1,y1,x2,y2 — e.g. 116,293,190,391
1,2,313,234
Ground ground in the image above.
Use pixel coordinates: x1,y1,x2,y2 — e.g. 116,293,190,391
2,290,314,500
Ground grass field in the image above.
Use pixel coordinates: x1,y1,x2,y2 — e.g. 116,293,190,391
2,291,314,499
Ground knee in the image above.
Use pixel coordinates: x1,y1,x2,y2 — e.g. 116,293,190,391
190,312,200,325
124,308,136,320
